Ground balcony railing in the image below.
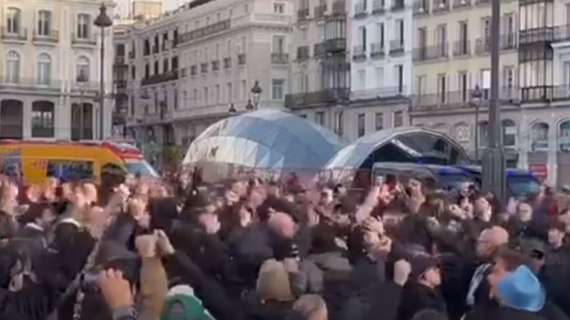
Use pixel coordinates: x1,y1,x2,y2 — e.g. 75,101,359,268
223,57,232,69
371,43,385,58
333,0,346,14
315,4,328,18
298,8,310,21
411,87,520,111
453,0,471,8
297,46,310,60
285,88,350,109
72,33,96,46
190,65,197,76
354,1,368,18
271,52,289,64
553,24,570,42
212,60,220,71
325,38,346,53
200,63,208,73
392,0,405,11
1,27,27,41
141,70,179,86
413,43,449,61
114,56,126,65
353,45,366,60
33,29,58,43
453,40,470,56
519,27,554,45
432,0,450,12
475,34,517,55
314,43,326,58
413,0,429,15
352,86,407,100
390,40,405,54
238,53,246,65
372,0,386,14
0,77,64,91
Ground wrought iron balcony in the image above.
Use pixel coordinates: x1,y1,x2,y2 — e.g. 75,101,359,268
372,0,386,14
453,40,471,56
519,27,554,45
413,0,429,15
353,45,366,60
1,27,27,41
371,43,385,58
141,70,179,86
475,34,517,55
72,33,96,46
285,88,350,109
354,1,368,18
33,29,58,43
238,53,246,65
413,43,449,61
411,87,520,111
325,38,347,53
271,52,289,64
390,40,405,55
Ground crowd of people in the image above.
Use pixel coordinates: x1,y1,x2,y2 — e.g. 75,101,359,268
0,169,567,320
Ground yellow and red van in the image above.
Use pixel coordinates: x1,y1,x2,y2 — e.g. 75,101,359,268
0,140,157,185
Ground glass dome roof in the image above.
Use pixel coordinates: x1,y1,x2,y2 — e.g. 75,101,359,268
325,127,470,170
182,110,344,170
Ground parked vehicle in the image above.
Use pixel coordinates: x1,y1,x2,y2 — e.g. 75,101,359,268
0,140,157,185
456,165,541,198
371,162,477,192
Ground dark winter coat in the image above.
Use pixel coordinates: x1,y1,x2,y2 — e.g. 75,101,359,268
397,281,447,320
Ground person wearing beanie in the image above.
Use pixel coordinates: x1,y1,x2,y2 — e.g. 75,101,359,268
397,254,446,320
242,258,296,320
160,285,215,320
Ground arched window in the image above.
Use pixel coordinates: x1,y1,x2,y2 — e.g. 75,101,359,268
502,119,516,147
560,120,570,152
531,122,549,151
76,56,90,82
37,53,51,85
6,51,20,83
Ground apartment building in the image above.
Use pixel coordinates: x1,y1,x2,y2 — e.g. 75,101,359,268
409,0,570,186
125,12,180,146
175,0,293,147
285,0,350,136
0,0,114,140
346,0,413,141
112,22,132,137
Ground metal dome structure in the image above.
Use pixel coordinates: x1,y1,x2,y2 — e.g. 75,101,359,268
182,110,344,170
325,127,471,170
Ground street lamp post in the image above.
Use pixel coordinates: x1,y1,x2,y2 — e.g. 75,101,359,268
482,0,507,205
94,3,112,140
471,85,483,161
251,80,262,109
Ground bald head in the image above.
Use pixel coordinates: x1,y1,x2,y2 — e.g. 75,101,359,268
476,226,509,258
268,212,296,239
